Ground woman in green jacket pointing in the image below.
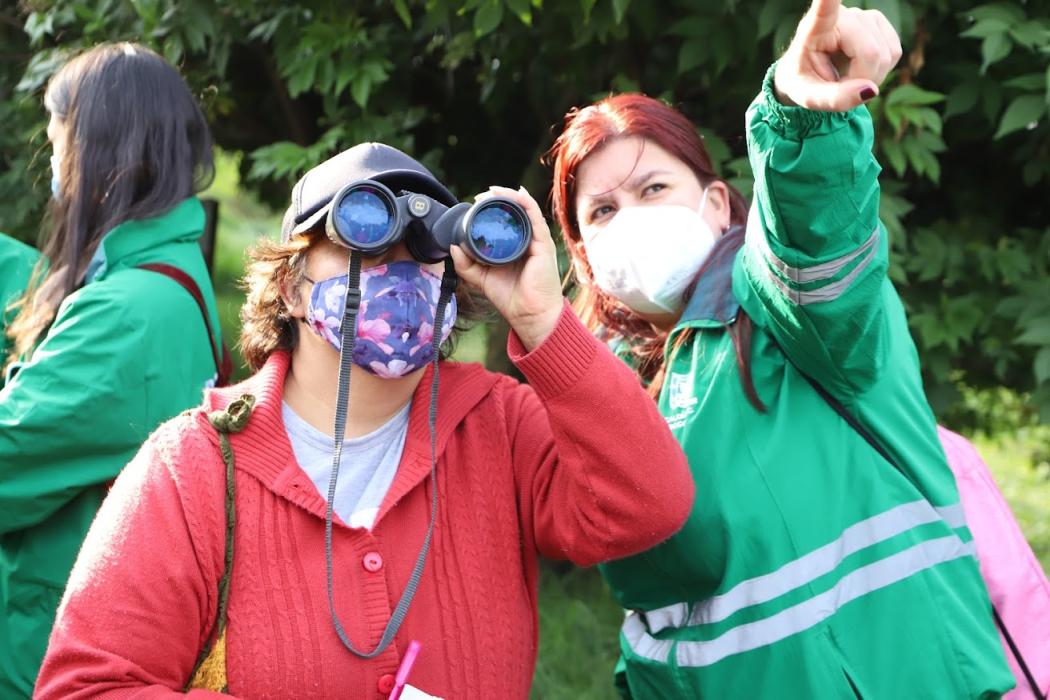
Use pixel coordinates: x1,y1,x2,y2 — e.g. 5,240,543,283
549,0,1015,697
0,43,224,698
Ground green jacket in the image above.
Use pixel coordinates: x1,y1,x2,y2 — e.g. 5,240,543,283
0,198,224,698
599,70,1014,698
0,234,40,378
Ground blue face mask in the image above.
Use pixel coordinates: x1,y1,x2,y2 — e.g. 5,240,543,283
50,154,61,199
305,260,457,379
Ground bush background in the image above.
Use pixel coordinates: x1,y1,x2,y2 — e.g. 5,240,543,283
2,0,1050,425
1,1,1048,696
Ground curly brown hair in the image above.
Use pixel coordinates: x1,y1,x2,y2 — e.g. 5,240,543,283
238,231,490,372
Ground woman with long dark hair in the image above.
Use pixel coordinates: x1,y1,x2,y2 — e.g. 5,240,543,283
0,42,225,698
548,0,1015,696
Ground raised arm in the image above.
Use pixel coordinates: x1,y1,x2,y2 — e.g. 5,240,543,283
736,0,903,395
504,304,695,567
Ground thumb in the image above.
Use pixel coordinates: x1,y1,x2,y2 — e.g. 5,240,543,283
793,76,878,111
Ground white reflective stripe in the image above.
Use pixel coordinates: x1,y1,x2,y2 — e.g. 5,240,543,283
622,612,673,663
794,241,879,305
671,536,977,667
642,602,690,634
935,504,967,529
687,500,942,626
745,213,881,306
642,500,967,634
745,207,881,285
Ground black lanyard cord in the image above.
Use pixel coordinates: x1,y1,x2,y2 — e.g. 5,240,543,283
324,254,457,659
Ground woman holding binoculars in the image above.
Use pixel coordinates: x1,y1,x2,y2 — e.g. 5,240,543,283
547,0,1015,697
1,43,225,699
34,142,694,698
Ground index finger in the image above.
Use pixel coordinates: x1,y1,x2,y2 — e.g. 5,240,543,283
808,0,841,34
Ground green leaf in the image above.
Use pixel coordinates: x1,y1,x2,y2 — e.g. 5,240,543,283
772,16,797,54
668,16,710,37
966,2,1026,26
994,94,1046,138
285,55,318,97
506,0,533,25
351,75,372,108
334,64,357,97
960,18,1010,39
757,0,788,39
886,84,945,107
248,141,313,181
392,0,412,28
24,12,55,46
1022,159,1047,186
863,0,902,33
1002,73,1046,91
249,13,287,42
880,138,907,176
1018,322,1050,345
915,129,947,152
698,128,730,169
980,33,1011,73
678,39,706,73
1008,20,1050,49
15,48,68,93
579,0,598,23
610,73,640,93
611,0,631,24
1035,347,1050,385
474,1,504,36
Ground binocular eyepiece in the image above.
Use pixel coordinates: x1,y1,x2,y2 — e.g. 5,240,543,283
325,180,532,266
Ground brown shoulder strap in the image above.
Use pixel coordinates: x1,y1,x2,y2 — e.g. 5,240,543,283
138,263,233,386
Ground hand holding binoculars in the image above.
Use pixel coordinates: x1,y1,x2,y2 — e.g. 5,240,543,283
326,180,532,266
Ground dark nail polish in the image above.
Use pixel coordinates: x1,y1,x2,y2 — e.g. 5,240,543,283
860,88,877,102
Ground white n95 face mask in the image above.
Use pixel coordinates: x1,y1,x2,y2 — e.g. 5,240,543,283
583,189,717,315
50,153,61,199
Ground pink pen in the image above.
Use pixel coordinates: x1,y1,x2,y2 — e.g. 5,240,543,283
388,640,422,700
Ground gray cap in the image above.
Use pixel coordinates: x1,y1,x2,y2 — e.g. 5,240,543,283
280,142,458,242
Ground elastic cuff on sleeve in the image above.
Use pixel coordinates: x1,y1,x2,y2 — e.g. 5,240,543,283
757,62,854,140
507,301,598,399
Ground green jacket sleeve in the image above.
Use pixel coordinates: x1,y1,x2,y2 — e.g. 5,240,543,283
736,64,889,396
0,233,41,372
0,282,150,534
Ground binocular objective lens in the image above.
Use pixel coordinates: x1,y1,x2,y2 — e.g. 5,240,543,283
468,202,528,263
334,186,394,246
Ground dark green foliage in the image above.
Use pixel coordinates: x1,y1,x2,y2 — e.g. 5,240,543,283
1,0,1048,424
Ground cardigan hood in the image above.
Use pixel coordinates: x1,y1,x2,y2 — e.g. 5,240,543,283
198,350,501,528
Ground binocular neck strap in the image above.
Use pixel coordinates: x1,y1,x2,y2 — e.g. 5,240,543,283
324,254,457,659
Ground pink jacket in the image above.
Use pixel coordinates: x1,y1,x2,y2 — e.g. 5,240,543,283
939,426,1050,699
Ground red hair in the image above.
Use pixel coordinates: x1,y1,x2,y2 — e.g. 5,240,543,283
548,93,763,409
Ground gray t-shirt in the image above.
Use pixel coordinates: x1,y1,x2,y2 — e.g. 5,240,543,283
282,400,411,530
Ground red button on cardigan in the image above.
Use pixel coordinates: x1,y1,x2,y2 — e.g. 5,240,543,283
377,673,395,694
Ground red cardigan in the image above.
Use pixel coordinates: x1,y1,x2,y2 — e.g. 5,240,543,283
35,305,693,699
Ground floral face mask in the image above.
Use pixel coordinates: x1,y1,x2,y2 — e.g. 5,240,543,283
305,261,457,379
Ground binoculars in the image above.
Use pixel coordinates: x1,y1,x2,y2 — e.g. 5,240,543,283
325,180,532,265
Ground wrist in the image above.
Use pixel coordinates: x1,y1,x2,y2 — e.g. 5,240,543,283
510,305,563,352
772,61,799,106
